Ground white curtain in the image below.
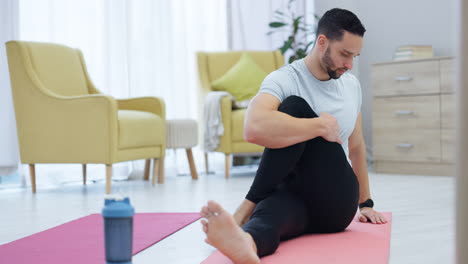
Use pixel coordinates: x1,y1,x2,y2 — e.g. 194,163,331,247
19,0,228,118
0,0,20,186
0,0,228,188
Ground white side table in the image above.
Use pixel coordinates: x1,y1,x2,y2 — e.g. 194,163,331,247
166,119,198,179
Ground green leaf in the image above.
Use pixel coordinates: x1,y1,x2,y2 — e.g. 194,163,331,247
269,22,288,28
288,55,298,64
274,10,285,16
304,40,315,51
273,14,284,20
296,48,307,59
280,38,294,54
294,15,304,23
292,16,303,34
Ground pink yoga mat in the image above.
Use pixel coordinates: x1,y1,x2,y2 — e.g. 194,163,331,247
203,212,392,264
0,212,200,264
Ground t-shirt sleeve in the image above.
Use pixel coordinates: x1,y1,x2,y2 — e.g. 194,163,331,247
258,70,293,103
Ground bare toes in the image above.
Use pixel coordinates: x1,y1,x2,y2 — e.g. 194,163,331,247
201,219,208,233
201,206,211,218
207,200,223,215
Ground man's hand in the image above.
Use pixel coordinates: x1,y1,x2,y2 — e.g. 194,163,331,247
319,112,343,144
358,207,388,224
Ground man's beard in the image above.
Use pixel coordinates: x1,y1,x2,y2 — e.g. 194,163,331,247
322,47,346,80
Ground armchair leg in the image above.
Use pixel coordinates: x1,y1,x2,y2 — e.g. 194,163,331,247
82,164,87,185
143,159,151,181
186,148,198,180
29,164,36,193
152,158,159,185
204,152,209,174
225,154,230,179
158,157,165,184
106,164,112,194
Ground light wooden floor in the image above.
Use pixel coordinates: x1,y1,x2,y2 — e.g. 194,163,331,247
0,167,455,264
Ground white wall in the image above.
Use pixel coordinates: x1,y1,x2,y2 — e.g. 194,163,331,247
315,0,456,161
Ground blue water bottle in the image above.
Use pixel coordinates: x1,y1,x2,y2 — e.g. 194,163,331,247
102,197,135,264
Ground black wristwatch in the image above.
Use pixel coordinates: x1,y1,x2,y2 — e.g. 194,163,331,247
359,198,374,209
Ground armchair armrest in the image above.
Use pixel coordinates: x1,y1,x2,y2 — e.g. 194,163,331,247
216,95,233,152
220,95,233,122
117,97,166,119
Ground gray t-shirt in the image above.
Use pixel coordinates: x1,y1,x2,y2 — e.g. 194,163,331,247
258,58,362,164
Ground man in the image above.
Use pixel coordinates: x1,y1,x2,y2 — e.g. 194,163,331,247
200,8,387,264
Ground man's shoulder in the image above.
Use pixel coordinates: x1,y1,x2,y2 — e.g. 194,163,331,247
265,60,305,83
259,62,300,100
264,64,296,84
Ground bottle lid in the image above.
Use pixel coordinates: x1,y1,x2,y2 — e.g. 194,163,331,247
102,197,135,218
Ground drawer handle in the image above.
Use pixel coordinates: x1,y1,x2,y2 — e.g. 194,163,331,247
394,110,414,116
394,76,413,81
396,143,414,149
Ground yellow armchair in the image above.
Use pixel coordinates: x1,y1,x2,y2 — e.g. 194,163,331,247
196,50,284,178
6,41,166,194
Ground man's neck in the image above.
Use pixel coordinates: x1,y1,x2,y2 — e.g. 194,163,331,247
304,52,331,81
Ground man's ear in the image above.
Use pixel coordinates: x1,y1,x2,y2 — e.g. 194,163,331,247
316,34,328,52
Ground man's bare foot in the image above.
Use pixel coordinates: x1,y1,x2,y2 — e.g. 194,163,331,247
233,199,256,226
200,200,260,264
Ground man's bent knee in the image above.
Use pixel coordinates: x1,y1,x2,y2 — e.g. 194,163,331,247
278,96,318,119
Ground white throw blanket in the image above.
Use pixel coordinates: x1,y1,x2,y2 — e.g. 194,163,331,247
203,91,234,152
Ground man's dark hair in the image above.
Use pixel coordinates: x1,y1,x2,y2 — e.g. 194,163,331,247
316,8,366,41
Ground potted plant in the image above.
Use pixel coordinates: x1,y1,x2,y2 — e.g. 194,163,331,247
268,0,319,63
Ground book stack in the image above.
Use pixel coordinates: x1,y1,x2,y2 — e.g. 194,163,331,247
393,45,433,61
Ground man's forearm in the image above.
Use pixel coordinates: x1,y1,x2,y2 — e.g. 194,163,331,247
349,145,371,204
244,110,323,149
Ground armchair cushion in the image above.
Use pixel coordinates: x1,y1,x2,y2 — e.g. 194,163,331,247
211,53,267,101
118,110,164,149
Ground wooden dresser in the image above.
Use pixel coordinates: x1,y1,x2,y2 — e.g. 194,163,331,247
371,57,455,175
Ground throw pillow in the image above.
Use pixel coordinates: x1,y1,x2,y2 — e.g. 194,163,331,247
211,53,268,101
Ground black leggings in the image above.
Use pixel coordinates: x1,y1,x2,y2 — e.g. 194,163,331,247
242,96,360,257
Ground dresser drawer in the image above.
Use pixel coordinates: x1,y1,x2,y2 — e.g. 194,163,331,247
441,93,455,129
440,59,455,93
372,60,440,96
373,129,441,162
373,95,440,130
442,129,455,162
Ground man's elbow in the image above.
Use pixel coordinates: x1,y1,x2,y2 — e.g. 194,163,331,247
349,143,366,159
244,125,259,144
244,124,281,148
